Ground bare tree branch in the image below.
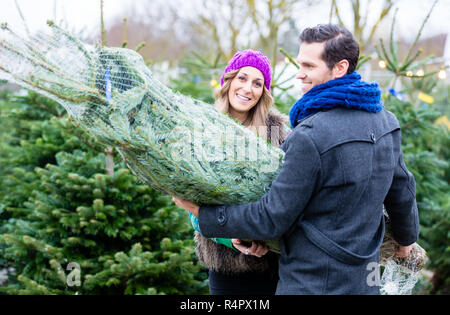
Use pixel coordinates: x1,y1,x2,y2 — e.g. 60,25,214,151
366,0,394,50
333,0,346,26
331,0,397,53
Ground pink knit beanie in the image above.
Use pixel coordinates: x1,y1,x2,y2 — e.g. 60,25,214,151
220,49,272,91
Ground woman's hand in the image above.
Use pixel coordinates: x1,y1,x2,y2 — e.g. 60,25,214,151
395,243,413,258
232,239,269,258
172,196,200,218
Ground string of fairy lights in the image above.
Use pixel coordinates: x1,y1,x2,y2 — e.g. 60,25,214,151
377,59,448,80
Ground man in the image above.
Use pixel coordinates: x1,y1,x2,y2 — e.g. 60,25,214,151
174,24,419,294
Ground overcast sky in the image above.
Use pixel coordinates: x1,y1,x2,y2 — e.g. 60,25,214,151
1,0,449,41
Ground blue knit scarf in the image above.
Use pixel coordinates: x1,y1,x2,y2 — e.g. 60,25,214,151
289,72,383,128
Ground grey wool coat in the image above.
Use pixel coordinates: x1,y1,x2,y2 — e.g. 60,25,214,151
199,108,419,295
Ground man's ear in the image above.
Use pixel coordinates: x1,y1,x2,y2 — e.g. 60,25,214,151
333,59,350,78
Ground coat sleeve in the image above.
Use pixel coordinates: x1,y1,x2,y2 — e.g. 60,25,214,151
198,129,321,241
187,211,238,251
384,149,420,246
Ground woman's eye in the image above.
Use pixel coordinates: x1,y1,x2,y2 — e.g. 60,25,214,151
238,76,246,81
254,82,262,87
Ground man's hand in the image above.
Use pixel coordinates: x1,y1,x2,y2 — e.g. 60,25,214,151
232,239,269,258
172,196,200,218
395,244,413,258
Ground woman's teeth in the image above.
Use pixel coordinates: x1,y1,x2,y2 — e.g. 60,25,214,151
236,94,250,101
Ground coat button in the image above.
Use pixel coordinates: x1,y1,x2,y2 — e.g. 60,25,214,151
370,133,376,142
217,207,226,225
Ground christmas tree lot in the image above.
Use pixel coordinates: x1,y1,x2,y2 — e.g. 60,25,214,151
0,0,449,295
0,90,207,294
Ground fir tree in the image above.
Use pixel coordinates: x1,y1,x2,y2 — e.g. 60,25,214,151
384,96,449,294
0,91,75,269
376,4,450,293
0,91,207,294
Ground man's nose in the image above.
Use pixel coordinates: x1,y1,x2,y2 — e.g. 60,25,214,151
296,70,306,80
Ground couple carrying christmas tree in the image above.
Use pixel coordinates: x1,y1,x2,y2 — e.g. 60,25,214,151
173,24,419,295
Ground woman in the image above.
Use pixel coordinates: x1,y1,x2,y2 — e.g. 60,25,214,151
182,50,289,295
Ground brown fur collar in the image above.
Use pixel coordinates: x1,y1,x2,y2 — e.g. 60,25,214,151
266,108,289,146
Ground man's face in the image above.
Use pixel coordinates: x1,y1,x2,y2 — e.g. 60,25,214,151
295,42,336,94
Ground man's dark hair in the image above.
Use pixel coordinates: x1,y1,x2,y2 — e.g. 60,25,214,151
299,24,359,74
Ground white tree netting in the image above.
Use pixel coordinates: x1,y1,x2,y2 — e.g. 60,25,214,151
380,260,422,295
379,211,427,294
0,22,427,294
0,21,284,205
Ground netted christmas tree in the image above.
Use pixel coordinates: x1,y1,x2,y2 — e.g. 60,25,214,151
0,21,284,206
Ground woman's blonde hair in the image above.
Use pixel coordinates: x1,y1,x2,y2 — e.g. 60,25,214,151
214,69,273,139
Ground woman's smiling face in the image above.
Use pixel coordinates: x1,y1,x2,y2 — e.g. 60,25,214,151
228,66,264,114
